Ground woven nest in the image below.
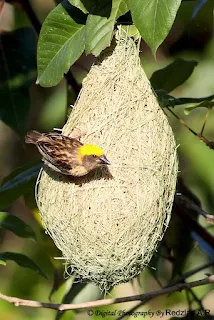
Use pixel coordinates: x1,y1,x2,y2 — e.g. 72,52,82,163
36,30,178,291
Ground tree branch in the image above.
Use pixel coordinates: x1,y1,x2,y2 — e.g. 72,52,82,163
0,275,214,311
116,261,214,320
176,193,214,225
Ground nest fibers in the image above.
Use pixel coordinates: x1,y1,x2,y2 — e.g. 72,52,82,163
36,31,178,291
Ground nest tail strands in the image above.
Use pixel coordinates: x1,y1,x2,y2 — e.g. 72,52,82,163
36,30,178,291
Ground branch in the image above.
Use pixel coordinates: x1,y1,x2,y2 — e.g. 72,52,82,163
176,193,214,225
116,261,214,320
20,0,81,97
0,275,214,311
174,197,214,248
20,0,41,34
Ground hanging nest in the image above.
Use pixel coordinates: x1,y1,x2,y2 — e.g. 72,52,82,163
36,30,178,291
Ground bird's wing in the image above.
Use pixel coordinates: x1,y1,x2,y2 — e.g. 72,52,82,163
37,134,83,172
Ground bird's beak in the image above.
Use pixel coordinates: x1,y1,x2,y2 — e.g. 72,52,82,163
99,155,110,165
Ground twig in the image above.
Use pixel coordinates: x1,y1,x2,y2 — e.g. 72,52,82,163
166,107,214,150
116,261,214,320
20,0,41,34
174,197,214,248
20,0,81,97
0,275,214,311
176,193,214,225
166,107,200,138
200,107,211,136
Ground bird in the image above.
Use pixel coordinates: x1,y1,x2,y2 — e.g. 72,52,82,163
25,130,110,177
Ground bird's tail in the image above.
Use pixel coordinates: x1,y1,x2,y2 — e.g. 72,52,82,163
25,130,42,144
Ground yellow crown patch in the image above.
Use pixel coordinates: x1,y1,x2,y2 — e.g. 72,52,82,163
78,144,104,157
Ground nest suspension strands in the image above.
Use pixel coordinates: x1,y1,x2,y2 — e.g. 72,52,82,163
36,30,178,291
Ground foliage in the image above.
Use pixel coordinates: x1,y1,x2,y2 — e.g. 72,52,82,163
0,0,214,319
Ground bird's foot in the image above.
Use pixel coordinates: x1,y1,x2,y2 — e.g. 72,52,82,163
69,127,86,141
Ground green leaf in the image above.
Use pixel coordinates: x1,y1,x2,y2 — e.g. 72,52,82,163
37,0,87,87
184,101,214,115
85,0,127,56
129,0,182,55
0,212,36,241
0,28,37,135
121,25,140,40
0,164,41,210
150,58,198,93
117,0,129,18
0,252,47,279
68,0,95,13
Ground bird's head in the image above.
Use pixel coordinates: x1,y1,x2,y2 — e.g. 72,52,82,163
78,144,110,171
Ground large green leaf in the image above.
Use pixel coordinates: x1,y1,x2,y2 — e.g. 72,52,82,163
37,0,87,87
0,164,41,210
0,212,36,241
0,28,37,135
85,0,128,56
150,58,198,93
129,0,182,55
0,252,47,279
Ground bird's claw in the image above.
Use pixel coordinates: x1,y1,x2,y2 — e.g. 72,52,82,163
69,127,86,141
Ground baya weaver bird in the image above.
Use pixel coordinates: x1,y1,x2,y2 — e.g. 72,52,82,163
25,130,110,177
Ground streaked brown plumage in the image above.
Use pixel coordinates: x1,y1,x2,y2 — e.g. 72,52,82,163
25,130,110,176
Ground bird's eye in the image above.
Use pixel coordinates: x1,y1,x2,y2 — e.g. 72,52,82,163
92,154,96,158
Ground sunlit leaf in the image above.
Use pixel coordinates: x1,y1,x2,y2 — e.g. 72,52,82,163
0,212,36,241
85,0,127,56
0,252,47,279
150,58,198,93
129,0,182,55
0,164,41,210
37,0,86,87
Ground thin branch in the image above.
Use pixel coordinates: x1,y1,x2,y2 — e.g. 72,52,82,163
174,197,214,248
167,94,214,107
20,0,81,97
0,275,214,311
176,193,214,225
116,261,214,320
166,107,199,138
200,107,211,136
187,287,204,311
166,107,214,150
20,0,41,34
